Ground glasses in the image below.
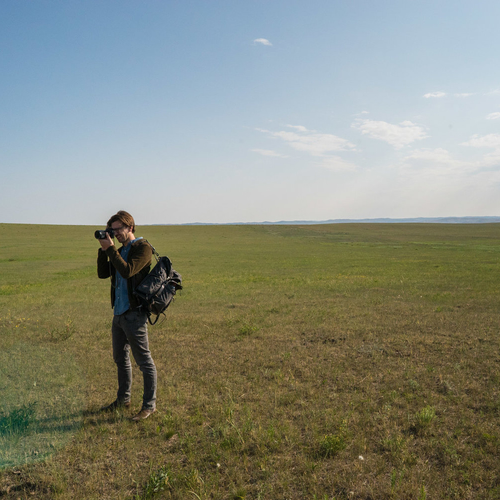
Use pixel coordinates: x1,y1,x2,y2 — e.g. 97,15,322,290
110,225,128,233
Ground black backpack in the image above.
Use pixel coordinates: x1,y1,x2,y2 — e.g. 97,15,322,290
134,241,182,325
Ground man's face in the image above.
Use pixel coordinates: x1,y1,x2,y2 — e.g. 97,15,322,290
110,222,131,244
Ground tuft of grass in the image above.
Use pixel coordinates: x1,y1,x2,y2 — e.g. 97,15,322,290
0,402,37,435
418,484,427,500
316,420,349,458
238,323,259,336
136,466,170,500
413,405,436,434
47,317,76,342
232,488,247,499
317,433,346,458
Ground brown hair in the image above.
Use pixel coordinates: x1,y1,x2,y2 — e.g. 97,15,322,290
107,210,135,233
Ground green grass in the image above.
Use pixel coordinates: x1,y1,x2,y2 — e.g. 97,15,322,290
1,222,500,498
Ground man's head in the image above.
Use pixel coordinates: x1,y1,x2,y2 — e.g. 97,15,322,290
107,210,136,245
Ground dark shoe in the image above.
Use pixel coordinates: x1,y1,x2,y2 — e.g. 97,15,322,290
100,400,131,412
131,408,156,421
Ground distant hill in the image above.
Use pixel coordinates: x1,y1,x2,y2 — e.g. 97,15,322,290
178,216,500,226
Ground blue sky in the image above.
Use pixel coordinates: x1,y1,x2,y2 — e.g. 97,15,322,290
1,0,500,225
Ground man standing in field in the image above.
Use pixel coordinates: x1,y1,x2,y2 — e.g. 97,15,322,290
97,210,157,421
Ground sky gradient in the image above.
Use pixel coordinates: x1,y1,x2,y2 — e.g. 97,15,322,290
1,0,500,225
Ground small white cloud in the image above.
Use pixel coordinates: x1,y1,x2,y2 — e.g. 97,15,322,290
286,125,308,132
485,89,500,96
423,91,446,98
486,112,500,120
253,38,272,46
251,149,288,158
352,119,427,149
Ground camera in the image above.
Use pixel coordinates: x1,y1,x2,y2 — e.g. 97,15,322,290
94,228,115,240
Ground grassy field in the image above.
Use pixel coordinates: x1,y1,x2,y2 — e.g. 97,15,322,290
0,222,500,499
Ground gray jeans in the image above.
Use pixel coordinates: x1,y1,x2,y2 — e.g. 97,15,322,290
112,310,157,410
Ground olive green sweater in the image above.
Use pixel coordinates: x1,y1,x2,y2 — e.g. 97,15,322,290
97,239,152,310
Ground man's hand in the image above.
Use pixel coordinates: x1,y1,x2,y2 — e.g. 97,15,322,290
99,233,114,251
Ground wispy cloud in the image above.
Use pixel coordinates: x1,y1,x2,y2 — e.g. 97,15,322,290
352,119,427,149
253,38,272,46
423,91,446,98
424,91,477,98
461,134,500,169
286,124,309,132
404,148,458,164
486,112,500,120
252,149,288,158
402,137,500,175
353,111,370,117
402,148,474,175
319,156,358,172
257,127,356,156
461,134,500,150
393,147,498,213
256,125,358,171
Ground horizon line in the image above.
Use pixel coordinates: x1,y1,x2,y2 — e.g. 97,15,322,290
2,216,500,227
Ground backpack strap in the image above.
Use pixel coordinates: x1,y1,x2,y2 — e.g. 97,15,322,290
144,239,160,263
148,312,165,326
